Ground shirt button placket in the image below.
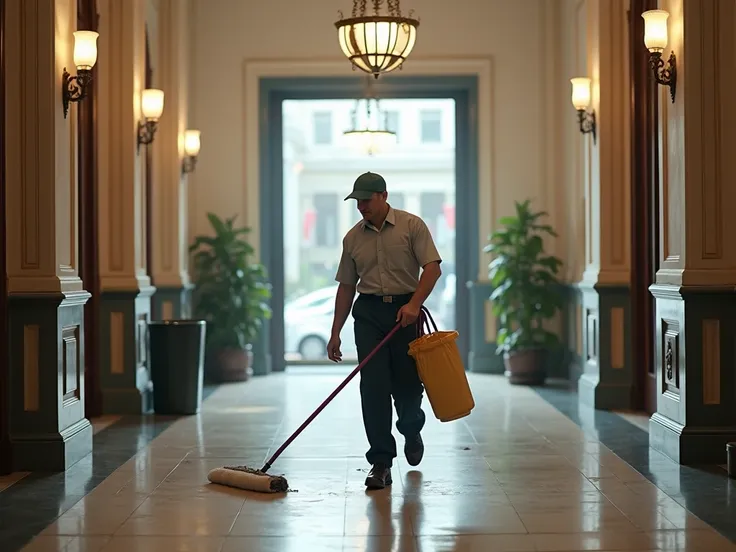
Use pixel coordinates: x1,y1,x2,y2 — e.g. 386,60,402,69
377,235,386,295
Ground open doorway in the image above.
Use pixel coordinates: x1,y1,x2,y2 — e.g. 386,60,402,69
258,76,478,374
281,98,457,366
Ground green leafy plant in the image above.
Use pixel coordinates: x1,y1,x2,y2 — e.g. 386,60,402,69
483,199,564,355
189,213,272,353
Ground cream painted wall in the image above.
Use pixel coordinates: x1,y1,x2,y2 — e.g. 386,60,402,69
188,0,584,281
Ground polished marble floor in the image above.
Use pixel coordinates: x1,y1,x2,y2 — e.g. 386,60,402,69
10,372,736,551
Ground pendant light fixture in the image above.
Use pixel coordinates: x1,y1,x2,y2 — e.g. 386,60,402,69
335,0,419,78
343,78,397,156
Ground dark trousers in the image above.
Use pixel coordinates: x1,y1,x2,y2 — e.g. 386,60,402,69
352,293,426,467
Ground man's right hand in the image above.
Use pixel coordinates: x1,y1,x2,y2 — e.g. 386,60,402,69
327,334,342,362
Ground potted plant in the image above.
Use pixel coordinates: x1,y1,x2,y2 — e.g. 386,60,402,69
483,199,564,385
189,213,272,382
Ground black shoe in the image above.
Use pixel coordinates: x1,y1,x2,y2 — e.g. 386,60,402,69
365,463,392,489
404,433,424,466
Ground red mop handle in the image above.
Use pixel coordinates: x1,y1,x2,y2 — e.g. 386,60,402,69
261,322,402,473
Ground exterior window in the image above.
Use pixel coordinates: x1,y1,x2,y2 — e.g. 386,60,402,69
420,109,442,143
420,192,445,237
384,110,400,138
313,111,332,145
390,192,405,210
314,193,339,247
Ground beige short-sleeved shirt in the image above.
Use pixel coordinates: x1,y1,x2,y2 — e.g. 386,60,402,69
335,207,442,295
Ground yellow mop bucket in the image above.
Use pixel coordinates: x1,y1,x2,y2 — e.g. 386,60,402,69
408,307,475,422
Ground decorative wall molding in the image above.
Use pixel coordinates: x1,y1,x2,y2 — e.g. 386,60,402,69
96,0,150,292
584,0,632,285
657,0,736,286
4,0,83,295
150,0,190,292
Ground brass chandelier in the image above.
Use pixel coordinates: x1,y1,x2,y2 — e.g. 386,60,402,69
335,0,419,78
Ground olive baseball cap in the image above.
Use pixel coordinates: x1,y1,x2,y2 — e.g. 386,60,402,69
344,171,387,201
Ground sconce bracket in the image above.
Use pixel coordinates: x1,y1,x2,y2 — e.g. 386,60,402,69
577,109,597,144
649,51,677,103
181,156,198,175
137,120,159,151
62,68,93,119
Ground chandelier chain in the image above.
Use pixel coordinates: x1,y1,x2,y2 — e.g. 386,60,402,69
352,0,366,18
349,0,408,20
387,0,400,16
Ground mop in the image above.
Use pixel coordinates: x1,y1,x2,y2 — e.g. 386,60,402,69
207,320,405,493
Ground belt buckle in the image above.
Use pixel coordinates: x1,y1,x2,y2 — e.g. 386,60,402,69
382,295,393,303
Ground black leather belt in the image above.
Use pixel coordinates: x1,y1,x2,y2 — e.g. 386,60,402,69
360,293,413,304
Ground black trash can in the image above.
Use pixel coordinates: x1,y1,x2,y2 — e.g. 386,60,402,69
149,320,207,415
728,443,736,479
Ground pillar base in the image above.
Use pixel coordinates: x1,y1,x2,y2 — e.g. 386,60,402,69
12,418,93,472
577,281,633,410
650,412,736,465
649,284,736,465
98,286,155,414
252,323,273,376
559,284,584,381
151,283,194,321
468,350,504,374
578,373,634,410
466,281,503,373
8,290,93,472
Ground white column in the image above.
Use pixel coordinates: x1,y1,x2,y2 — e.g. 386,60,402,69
577,0,634,410
649,0,736,464
95,0,154,414
150,0,192,319
4,0,92,470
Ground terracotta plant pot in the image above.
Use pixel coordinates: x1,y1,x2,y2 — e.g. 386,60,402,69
208,345,254,383
503,348,547,386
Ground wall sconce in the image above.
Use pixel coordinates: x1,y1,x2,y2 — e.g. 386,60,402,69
181,130,201,174
137,89,165,151
642,9,676,103
62,31,99,119
570,77,596,144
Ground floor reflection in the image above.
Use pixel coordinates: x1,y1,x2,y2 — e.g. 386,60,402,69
6,374,736,552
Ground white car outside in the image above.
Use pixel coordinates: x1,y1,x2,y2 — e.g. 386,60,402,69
284,286,357,361
283,279,454,361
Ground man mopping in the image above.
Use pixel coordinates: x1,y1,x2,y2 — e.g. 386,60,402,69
327,172,443,490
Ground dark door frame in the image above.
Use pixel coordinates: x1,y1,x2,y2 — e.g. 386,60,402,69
259,76,479,372
78,0,101,417
0,0,10,475
145,26,153,298
629,0,659,413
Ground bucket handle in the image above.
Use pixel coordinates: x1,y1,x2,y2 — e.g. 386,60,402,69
417,306,439,337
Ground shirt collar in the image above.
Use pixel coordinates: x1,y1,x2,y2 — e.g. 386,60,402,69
362,205,396,231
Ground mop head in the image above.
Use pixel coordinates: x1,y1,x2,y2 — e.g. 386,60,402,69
207,465,289,493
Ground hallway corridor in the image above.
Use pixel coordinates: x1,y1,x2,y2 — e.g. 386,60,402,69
7,372,736,552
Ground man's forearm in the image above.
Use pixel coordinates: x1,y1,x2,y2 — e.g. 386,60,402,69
409,262,442,308
331,283,357,336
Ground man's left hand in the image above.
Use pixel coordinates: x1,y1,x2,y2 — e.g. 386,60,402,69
396,302,420,327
